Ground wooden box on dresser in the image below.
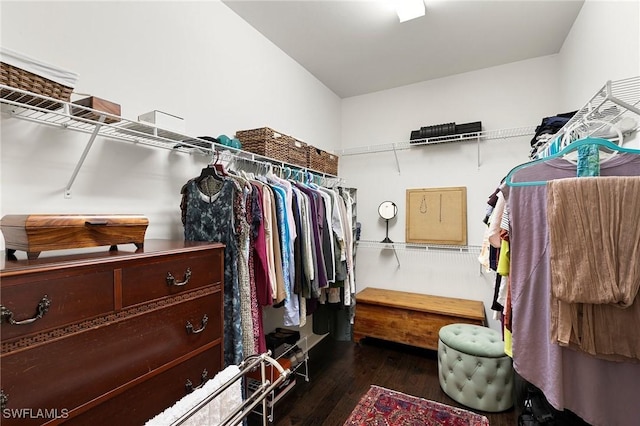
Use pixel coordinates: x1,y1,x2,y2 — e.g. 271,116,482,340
0,240,224,426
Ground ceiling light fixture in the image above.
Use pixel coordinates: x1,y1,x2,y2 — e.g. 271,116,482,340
394,0,425,23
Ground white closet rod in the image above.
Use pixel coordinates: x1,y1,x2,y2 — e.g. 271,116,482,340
220,151,346,188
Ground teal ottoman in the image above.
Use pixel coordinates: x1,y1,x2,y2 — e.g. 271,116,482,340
438,323,513,412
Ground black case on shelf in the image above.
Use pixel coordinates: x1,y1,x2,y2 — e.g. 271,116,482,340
265,328,301,355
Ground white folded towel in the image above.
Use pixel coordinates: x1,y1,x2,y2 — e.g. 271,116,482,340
145,365,242,426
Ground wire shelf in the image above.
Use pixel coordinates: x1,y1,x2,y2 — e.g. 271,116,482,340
357,240,482,254
532,76,640,159
0,86,206,152
338,126,537,156
1,85,343,195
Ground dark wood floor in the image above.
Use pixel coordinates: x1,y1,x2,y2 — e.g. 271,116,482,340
249,336,518,425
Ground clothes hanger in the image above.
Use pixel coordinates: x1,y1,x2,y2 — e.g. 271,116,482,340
505,136,640,187
535,118,623,160
197,150,226,182
213,151,229,177
560,119,624,151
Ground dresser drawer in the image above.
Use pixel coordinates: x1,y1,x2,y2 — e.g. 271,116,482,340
121,249,223,307
64,344,223,426
0,289,221,424
1,269,114,341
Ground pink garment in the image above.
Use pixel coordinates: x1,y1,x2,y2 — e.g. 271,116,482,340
251,184,272,305
487,192,505,248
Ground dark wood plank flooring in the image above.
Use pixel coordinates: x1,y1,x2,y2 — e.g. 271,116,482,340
249,336,518,425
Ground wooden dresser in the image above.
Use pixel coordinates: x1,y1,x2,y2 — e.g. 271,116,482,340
353,287,486,351
0,240,224,426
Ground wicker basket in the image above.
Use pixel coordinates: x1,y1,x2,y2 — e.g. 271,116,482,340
0,61,74,110
288,138,308,168
236,127,291,163
307,146,339,176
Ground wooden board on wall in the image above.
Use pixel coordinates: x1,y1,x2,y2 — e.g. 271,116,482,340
406,187,467,245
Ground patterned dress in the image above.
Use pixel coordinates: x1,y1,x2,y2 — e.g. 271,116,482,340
181,177,243,366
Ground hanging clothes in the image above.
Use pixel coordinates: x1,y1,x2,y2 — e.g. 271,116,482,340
259,182,281,303
182,157,357,360
293,182,328,294
263,184,286,304
340,188,356,302
248,182,273,353
229,175,255,357
181,177,243,367
299,189,316,289
314,187,336,284
502,152,640,426
269,182,300,326
547,176,640,361
250,183,272,306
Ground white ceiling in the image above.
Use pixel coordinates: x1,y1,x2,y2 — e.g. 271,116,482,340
222,0,585,98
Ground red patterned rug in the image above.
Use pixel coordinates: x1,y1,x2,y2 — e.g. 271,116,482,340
344,385,489,426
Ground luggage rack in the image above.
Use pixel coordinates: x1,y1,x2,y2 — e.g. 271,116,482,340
163,352,291,426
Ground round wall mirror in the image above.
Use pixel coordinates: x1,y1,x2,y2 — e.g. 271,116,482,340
378,201,397,220
378,201,397,243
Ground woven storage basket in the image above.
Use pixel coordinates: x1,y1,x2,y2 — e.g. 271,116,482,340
307,146,339,175
0,62,74,110
236,127,291,163
288,138,308,168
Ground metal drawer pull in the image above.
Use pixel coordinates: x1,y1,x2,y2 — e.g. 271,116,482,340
185,314,208,334
166,268,192,287
185,369,208,394
1,295,51,325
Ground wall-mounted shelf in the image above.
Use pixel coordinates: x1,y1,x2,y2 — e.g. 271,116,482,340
357,240,481,253
337,126,536,173
532,76,640,159
0,85,341,197
338,126,537,156
357,239,482,267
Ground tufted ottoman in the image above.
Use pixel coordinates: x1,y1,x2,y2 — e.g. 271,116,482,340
438,323,513,412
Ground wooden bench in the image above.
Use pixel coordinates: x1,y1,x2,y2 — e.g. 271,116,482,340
353,287,486,351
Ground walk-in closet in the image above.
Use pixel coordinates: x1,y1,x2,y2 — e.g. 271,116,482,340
1,1,639,425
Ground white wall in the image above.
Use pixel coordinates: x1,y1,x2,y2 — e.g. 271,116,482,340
340,0,640,331
558,0,640,110
0,1,341,241
558,0,640,149
340,55,561,329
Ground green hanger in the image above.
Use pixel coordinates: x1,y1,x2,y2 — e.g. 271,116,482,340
505,137,640,187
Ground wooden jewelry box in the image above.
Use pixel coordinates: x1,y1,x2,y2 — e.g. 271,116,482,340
71,96,122,124
0,214,148,259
